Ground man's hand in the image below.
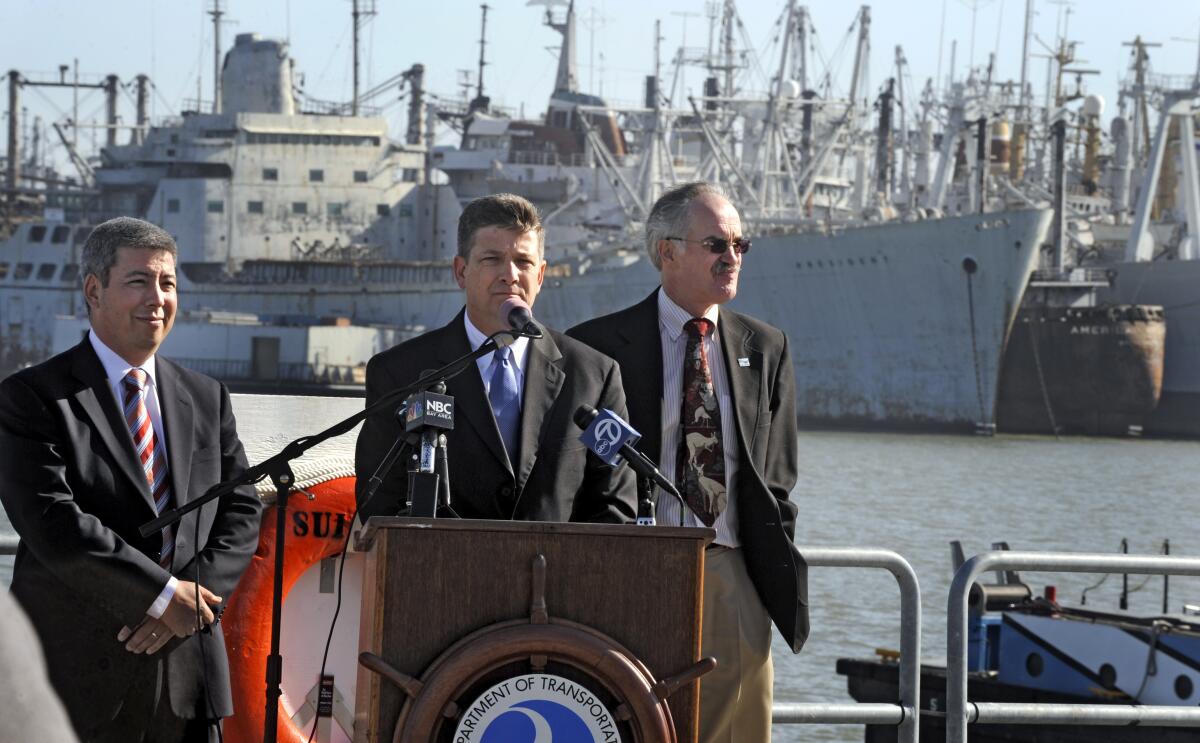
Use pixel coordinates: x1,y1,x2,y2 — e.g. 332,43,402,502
117,617,174,655
160,580,222,638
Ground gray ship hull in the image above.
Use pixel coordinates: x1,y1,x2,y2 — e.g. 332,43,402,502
3,209,1047,432
1098,259,1200,437
535,209,1050,431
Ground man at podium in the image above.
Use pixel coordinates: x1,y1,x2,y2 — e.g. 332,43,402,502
355,193,637,524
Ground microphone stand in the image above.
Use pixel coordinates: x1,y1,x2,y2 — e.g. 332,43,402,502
138,327,534,743
636,475,657,526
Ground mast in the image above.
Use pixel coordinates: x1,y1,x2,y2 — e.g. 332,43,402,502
722,0,735,97
350,0,378,116
847,6,871,117
876,78,895,198
795,6,809,93
208,0,223,113
895,46,911,199
104,74,119,148
6,71,19,198
469,4,491,113
133,74,149,145
546,0,579,94
352,0,360,115
476,4,489,102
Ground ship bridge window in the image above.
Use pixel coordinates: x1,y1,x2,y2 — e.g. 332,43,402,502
247,132,381,147
14,263,33,280
376,204,390,217
207,200,224,214
61,264,79,282
263,168,279,181
354,170,368,183
309,169,324,182
167,199,181,213
37,264,57,280
292,202,308,215
247,201,264,214
0,263,8,279
51,225,70,243
29,225,47,242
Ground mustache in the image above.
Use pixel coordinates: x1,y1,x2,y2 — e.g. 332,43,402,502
713,259,738,274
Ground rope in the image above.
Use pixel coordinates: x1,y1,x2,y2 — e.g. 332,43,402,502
254,456,356,499
1026,320,1061,439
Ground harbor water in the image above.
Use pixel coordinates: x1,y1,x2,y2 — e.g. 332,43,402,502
3,417,1198,742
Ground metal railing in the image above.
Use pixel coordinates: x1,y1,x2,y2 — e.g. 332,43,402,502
771,547,920,742
947,550,1200,743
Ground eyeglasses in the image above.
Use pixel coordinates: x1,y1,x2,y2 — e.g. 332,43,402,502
665,236,752,255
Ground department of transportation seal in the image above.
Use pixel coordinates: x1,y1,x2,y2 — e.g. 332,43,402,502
453,673,622,742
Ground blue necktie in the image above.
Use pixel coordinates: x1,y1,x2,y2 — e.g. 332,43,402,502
488,346,520,465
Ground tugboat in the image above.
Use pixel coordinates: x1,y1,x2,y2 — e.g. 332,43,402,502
838,543,1200,743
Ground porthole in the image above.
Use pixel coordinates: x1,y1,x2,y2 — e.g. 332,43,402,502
1176,674,1194,700
1025,652,1044,678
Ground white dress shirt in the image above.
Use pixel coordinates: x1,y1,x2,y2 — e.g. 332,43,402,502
656,290,740,546
464,311,531,408
88,330,178,617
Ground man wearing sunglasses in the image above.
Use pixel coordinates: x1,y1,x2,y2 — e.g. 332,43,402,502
569,182,806,742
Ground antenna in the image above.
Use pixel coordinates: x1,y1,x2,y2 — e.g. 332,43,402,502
581,4,611,94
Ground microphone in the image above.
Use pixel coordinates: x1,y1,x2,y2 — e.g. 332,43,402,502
499,296,541,339
574,405,682,503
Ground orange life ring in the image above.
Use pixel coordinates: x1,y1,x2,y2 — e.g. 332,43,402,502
222,472,358,743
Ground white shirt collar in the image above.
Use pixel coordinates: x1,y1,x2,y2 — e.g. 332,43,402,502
463,310,530,370
88,330,159,389
657,288,720,341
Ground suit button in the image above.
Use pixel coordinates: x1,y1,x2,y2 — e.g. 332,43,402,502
500,486,513,497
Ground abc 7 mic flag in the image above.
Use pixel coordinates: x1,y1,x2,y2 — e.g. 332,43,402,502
579,408,640,466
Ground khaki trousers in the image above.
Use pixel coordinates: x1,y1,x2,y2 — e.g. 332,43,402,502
698,546,773,743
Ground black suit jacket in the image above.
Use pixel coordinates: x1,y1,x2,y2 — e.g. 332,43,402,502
355,310,637,523
0,339,262,732
569,289,810,652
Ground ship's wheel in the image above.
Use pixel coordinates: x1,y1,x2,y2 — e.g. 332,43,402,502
359,554,714,742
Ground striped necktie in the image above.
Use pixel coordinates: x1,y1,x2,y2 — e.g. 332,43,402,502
122,368,174,569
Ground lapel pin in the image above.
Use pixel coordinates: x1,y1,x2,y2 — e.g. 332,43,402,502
737,357,750,367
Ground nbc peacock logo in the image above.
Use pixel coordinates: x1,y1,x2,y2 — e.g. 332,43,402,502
453,673,622,742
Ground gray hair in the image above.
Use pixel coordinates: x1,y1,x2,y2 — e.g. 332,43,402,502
644,181,727,270
81,217,177,288
456,193,545,260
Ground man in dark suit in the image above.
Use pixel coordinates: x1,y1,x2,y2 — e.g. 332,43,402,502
569,182,807,742
0,217,262,743
355,193,636,523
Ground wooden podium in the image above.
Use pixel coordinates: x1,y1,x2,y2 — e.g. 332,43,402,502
353,518,713,742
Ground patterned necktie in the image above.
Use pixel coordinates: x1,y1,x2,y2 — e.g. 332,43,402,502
122,369,174,569
488,346,520,466
676,318,727,526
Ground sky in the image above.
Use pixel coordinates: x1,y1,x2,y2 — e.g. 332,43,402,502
5,0,1200,171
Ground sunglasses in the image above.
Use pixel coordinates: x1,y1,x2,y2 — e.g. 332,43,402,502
665,236,752,255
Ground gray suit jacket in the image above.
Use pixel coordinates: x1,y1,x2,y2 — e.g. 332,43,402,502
0,340,262,733
355,310,637,523
569,289,810,652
